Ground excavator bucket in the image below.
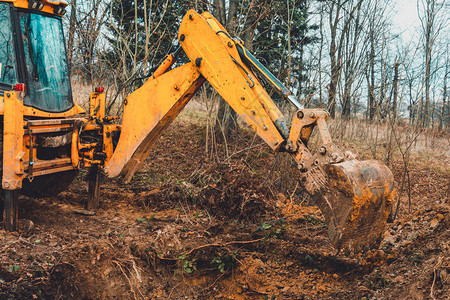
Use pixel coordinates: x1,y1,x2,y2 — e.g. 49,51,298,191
301,160,395,254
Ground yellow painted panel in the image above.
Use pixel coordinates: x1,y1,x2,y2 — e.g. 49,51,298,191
0,97,85,117
1,0,67,15
23,104,85,117
89,92,105,119
2,92,25,189
104,63,204,181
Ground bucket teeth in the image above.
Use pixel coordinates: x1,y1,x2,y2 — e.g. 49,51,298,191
300,160,395,254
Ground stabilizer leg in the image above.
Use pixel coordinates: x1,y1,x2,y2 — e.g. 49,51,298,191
3,190,19,231
86,165,101,210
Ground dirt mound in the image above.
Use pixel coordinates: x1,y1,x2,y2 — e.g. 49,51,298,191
370,203,450,299
159,163,276,221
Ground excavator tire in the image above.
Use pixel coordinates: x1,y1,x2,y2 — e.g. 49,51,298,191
301,159,395,254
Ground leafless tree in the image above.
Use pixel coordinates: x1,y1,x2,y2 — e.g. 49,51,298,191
417,0,446,127
439,48,449,130
67,0,77,72
326,0,364,118
213,0,269,139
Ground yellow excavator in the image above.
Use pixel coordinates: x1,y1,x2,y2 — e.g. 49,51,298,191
0,1,394,254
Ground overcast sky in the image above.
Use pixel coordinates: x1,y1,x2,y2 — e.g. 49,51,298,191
392,0,420,42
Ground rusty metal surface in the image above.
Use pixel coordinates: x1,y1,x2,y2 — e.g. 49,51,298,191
300,159,395,254
36,132,72,147
26,118,82,126
24,158,71,170
30,165,74,177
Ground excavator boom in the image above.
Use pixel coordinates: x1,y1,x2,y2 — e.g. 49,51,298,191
102,10,395,253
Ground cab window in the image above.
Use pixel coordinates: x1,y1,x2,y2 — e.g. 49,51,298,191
0,3,17,86
19,12,74,112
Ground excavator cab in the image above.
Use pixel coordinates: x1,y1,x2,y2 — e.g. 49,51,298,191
0,1,73,112
0,1,82,231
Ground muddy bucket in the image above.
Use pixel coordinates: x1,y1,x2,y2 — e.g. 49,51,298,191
301,160,395,254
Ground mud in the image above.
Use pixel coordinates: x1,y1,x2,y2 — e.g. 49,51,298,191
0,116,449,299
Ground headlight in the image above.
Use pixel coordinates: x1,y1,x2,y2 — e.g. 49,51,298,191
54,5,67,16
28,0,44,10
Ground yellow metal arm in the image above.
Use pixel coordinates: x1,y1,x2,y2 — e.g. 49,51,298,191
104,63,205,182
179,11,289,149
177,11,348,168
103,10,338,182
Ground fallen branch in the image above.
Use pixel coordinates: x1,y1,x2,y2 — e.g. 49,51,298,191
181,238,265,257
113,260,142,300
72,209,96,216
157,238,265,261
222,143,266,163
430,256,443,300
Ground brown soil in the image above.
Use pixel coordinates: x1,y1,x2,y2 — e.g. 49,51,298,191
0,114,449,299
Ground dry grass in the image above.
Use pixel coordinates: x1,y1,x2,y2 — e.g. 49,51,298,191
178,96,449,165
72,81,449,165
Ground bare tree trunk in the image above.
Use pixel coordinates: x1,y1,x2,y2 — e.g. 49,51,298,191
328,5,339,118
67,0,77,74
213,0,226,24
214,0,239,140
368,30,376,121
242,5,257,51
442,84,448,130
143,0,149,65
379,56,387,119
386,62,400,165
318,3,324,106
418,0,445,127
227,0,238,35
407,75,416,126
424,43,431,125
392,62,400,124
440,54,448,130
342,84,351,119
327,0,364,118
286,0,293,88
